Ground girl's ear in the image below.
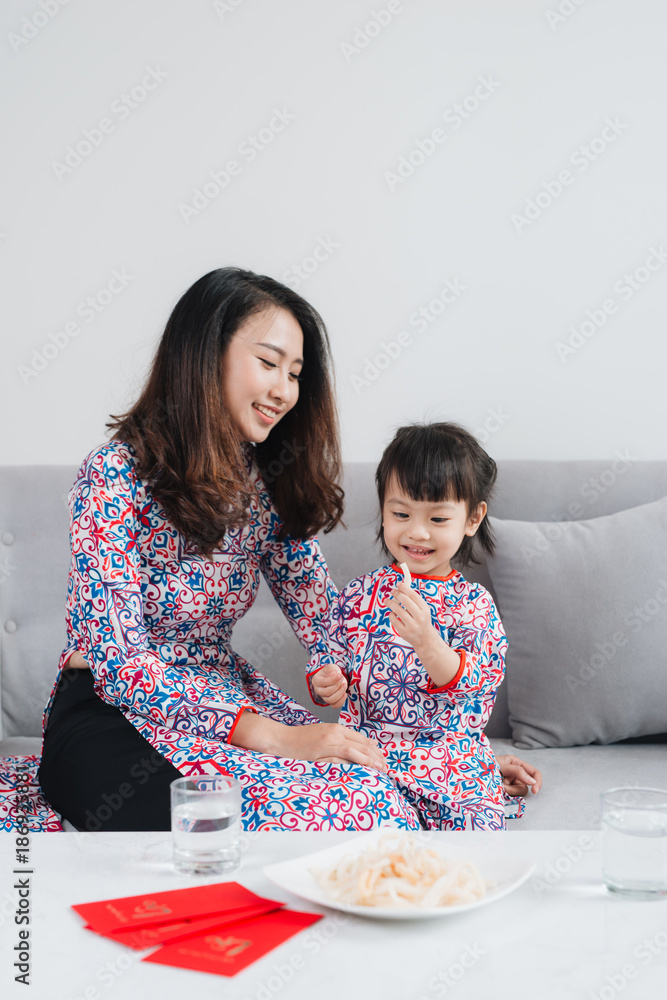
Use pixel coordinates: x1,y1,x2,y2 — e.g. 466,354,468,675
465,501,487,536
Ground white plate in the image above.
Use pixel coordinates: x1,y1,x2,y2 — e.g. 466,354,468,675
263,833,536,921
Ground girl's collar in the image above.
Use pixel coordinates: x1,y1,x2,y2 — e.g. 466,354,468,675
391,562,457,582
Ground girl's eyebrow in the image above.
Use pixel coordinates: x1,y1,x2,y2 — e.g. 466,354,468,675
387,496,457,510
256,342,304,366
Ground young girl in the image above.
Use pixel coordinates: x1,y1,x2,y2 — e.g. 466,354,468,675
308,422,511,831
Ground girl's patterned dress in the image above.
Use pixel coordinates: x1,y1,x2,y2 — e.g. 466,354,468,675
37,440,422,831
307,565,508,830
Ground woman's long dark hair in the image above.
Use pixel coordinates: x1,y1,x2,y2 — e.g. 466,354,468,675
107,268,344,557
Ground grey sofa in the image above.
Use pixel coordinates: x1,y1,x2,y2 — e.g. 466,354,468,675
1,460,665,830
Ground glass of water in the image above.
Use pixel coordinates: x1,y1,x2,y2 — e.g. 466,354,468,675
601,787,667,897
171,775,242,876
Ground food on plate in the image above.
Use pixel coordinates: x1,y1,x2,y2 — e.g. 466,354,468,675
310,833,489,909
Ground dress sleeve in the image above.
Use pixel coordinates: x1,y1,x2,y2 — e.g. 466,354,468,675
254,473,348,706
303,581,361,705
69,445,253,742
426,583,507,703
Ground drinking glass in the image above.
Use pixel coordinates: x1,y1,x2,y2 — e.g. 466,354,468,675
170,775,242,875
600,786,667,897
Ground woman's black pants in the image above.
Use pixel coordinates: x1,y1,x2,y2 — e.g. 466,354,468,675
38,668,182,831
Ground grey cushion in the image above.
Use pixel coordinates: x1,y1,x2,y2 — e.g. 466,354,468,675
487,496,667,748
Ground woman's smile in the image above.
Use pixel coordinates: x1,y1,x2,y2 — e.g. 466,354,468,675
222,307,304,442
252,402,282,424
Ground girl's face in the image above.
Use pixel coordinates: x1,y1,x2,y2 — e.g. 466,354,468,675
381,474,486,577
222,307,304,443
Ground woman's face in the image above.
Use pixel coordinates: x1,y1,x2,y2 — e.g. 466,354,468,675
222,306,304,443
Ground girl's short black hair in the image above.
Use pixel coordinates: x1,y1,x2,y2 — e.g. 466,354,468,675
375,422,497,567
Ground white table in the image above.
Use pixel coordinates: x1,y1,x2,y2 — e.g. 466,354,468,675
2,830,666,1000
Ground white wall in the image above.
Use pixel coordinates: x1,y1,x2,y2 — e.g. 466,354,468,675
2,0,666,466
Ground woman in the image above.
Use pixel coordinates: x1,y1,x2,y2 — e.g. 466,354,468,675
38,268,540,831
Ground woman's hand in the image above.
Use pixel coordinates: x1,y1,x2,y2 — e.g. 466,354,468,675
65,651,90,669
310,664,348,709
230,711,387,772
281,722,388,771
496,754,543,796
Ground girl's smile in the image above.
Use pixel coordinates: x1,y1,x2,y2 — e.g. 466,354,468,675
382,474,486,577
402,544,435,560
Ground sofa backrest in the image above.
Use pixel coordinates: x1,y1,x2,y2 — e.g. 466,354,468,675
0,467,74,740
2,458,667,740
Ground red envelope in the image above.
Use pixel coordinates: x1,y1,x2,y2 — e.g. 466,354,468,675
142,909,322,977
72,882,276,935
84,900,283,949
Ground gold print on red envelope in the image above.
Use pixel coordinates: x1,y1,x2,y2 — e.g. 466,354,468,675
73,883,322,979
204,935,251,959
131,900,172,918
96,902,282,950
143,908,323,977
72,881,272,934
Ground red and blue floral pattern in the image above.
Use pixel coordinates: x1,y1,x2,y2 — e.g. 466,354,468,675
307,565,509,830
36,441,422,832
0,756,63,832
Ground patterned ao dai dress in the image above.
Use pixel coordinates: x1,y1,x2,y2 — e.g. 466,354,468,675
307,565,509,830
39,441,423,831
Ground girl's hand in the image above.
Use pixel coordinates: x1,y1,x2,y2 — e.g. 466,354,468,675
311,664,348,709
496,754,543,796
385,580,440,648
385,581,461,688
